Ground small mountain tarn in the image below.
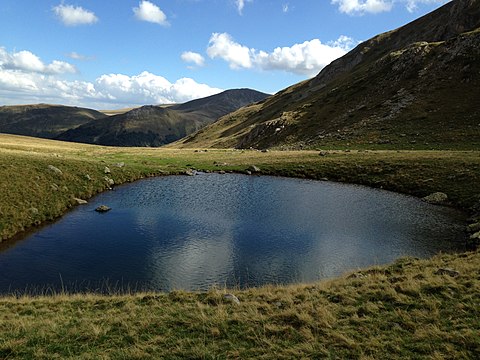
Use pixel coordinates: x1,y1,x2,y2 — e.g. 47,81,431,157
176,0,480,150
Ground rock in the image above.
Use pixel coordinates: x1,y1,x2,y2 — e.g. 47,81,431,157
248,165,261,173
85,174,92,181
104,166,111,174
48,165,62,175
184,169,196,176
104,176,115,186
434,268,459,277
422,192,448,205
74,198,88,205
467,222,480,233
218,170,226,174
319,151,328,157
261,149,269,153
223,293,240,305
95,205,111,213
469,231,480,240
114,162,125,168
245,170,252,175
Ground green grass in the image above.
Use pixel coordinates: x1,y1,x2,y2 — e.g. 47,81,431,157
1,133,480,358
0,251,478,359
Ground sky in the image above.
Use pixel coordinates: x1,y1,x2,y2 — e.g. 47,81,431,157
0,0,451,109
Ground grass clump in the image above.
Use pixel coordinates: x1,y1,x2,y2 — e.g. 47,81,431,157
0,251,478,359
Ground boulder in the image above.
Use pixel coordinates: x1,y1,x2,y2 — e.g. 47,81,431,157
48,165,62,175
223,293,240,305
95,205,111,213
74,198,88,205
248,165,261,173
422,192,448,205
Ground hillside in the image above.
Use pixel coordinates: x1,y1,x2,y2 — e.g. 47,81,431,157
0,104,106,139
56,89,269,147
176,0,480,150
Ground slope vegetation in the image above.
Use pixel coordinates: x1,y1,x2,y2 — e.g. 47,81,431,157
0,104,106,139
57,89,269,146
177,0,480,150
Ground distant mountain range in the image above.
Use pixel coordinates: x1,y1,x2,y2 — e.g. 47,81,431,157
176,0,480,150
0,89,269,147
0,104,106,139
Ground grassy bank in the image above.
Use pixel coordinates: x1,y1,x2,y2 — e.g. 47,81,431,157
1,251,478,359
1,134,480,358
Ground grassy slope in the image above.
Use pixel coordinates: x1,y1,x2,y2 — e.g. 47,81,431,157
1,133,480,358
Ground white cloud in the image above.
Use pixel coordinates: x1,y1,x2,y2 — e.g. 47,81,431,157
207,33,253,69
0,49,222,109
0,47,76,74
207,33,356,76
282,3,289,13
235,0,253,15
66,52,94,61
133,1,169,26
53,4,98,26
181,51,205,67
331,0,450,15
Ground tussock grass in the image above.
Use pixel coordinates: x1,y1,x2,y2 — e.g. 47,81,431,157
0,251,478,359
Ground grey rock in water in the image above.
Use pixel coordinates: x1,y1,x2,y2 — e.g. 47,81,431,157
48,165,62,175
95,205,111,213
223,293,240,305
74,198,88,205
422,192,448,205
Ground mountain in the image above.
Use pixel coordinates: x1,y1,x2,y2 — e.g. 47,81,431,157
176,0,480,150
0,104,106,139
56,89,269,147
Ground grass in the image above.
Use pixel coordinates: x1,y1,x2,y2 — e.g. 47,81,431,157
1,133,480,358
0,251,478,359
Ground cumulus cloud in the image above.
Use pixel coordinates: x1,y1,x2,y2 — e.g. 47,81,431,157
235,0,253,15
282,4,290,13
53,4,98,26
0,47,76,74
133,1,169,26
207,33,356,76
0,47,222,108
331,0,450,15
181,51,206,67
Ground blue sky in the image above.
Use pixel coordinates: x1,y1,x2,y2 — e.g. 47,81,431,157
0,0,450,109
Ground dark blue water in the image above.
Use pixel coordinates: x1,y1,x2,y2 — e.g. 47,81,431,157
0,174,466,294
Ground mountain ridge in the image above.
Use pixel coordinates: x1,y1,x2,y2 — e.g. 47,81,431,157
175,0,480,150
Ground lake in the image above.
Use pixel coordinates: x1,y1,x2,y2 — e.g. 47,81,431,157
0,173,466,294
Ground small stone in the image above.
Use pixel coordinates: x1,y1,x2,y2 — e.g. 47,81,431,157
223,293,240,305
184,169,196,176
248,165,261,173
274,301,283,308
104,176,115,186
74,198,88,205
434,268,459,277
261,149,269,153
85,174,92,181
48,165,62,175
104,166,111,174
469,231,480,240
245,170,252,175
114,162,125,168
319,151,328,157
218,170,226,174
422,192,448,205
467,223,480,233
95,205,111,213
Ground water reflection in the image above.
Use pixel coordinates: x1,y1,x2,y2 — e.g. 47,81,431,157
0,174,466,294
